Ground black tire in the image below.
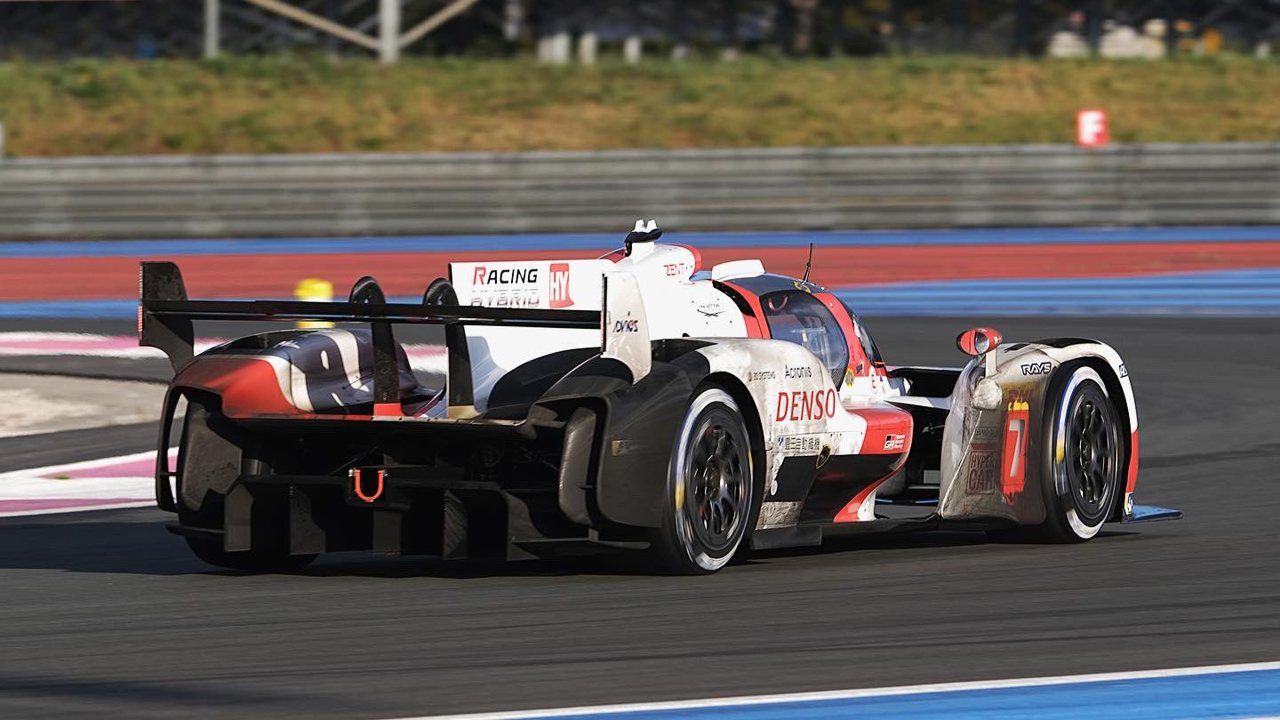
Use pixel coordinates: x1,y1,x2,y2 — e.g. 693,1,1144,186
1035,365,1123,543
178,399,317,573
185,537,316,573
648,387,761,575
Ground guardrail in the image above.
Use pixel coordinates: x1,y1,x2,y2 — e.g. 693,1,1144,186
1,143,1278,240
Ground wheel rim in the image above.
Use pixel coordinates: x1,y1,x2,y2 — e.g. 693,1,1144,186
682,412,750,553
1063,389,1119,522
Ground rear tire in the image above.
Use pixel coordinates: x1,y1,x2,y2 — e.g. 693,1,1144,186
648,387,760,575
1036,366,1123,543
178,398,317,573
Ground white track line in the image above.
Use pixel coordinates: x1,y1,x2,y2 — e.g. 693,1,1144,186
0,448,172,518
389,660,1280,720
0,500,155,519
0,448,170,479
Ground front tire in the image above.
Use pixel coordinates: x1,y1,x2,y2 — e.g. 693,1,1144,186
1037,366,1123,543
648,387,759,575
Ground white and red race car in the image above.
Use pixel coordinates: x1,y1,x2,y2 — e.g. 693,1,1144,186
140,222,1179,574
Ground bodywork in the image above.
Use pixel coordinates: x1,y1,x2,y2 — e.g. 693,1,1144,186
940,339,1140,526
141,233,1174,562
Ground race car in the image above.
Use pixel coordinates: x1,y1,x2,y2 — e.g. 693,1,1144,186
139,221,1180,574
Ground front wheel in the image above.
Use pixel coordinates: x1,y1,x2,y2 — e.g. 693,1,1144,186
1037,365,1123,543
648,387,760,575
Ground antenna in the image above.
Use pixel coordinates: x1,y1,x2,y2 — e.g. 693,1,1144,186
802,242,815,283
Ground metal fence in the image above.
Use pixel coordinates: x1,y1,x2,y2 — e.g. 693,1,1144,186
2,1,1277,62
2,143,1277,240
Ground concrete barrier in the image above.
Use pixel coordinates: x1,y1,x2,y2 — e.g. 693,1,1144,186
1,143,1278,239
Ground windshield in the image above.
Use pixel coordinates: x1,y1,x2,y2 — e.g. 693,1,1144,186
760,290,848,387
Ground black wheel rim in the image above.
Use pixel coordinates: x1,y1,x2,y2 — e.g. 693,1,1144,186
1064,391,1119,521
683,413,749,553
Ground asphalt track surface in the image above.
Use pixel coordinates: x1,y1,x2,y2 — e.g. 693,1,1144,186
0,316,1276,718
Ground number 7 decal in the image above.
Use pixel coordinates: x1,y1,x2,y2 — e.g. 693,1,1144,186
1002,400,1030,499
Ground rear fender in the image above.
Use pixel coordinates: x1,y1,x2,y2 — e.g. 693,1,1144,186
537,355,699,529
537,337,856,531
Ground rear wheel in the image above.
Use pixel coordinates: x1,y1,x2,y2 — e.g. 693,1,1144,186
649,387,760,574
1037,366,1123,543
185,537,316,573
179,398,317,573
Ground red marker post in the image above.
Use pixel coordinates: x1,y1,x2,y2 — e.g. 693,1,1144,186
1076,109,1109,148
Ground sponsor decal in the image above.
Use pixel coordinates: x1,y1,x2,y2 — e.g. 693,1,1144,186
1020,361,1053,376
883,434,906,451
696,302,724,317
784,366,814,379
472,266,539,285
780,434,822,454
964,401,1002,450
664,263,691,277
549,263,573,308
1001,400,1030,499
748,370,776,382
1119,363,1129,378
467,263,542,307
775,389,838,422
612,319,640,333
1124,492,1134,514
470,294,539,308
965,451,998,495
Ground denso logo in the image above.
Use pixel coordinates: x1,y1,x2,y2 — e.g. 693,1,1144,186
549,263,572,308
1020,361,1053,376
612,319,639,333
472,266,539,285
775,389,838,422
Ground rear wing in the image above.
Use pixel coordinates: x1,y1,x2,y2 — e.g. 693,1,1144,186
139,261,648,417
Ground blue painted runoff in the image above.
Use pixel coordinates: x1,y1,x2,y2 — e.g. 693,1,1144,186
831,268,1280,317
532,667,1280,720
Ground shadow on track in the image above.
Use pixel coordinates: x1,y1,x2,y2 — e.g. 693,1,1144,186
0,508,1132,579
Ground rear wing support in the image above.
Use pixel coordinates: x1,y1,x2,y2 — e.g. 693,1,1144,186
138,261,602,418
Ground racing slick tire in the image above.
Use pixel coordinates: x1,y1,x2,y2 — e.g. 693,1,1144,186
648,386,761,575
179,399,317,573
1034,365,1123,543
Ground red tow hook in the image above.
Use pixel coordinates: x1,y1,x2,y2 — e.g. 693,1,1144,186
350,468,386,503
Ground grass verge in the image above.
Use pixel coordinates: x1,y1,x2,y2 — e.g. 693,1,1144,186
0,55,1277,156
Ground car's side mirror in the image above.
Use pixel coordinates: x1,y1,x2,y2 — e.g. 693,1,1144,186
957,327,1005,410
956,327,1003,356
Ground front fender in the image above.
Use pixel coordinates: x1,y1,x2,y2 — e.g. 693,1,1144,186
939,339,1137,525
